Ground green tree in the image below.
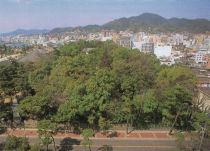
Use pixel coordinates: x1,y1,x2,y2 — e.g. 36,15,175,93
17,92,58,120
156,66,197,133
12,41,199,136
162,86,192,135
0,59,31,96
0,101,12,127
156,66,196,94
142,90,160,124
0,59,32,127
112,49,160,133
37,120,57,151
4,135,30,151
131,90,161,129
81,129,94,151
29,144,42,151
175,132,187,151
98,117,111,134
192,111,210,151
54,97,81,131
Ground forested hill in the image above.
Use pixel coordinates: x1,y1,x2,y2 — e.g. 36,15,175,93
50,13,210,34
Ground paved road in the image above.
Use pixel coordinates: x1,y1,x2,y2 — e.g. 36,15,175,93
57,139,178,151
0,136,180,151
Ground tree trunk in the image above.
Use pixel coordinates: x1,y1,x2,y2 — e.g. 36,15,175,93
46,144,49,151
24,124,26,137
68,122,71,132
126,118,129,135
88,144,92,151
52,136,56,151
169,111,180,135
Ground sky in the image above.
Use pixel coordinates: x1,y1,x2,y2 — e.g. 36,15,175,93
0,0,210,33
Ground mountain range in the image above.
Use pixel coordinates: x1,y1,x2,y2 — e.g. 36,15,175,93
2,13,210,35
50,13,210,34
0,29,49,36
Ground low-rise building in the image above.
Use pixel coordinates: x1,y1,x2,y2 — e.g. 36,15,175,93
119,36,132,49
194,52,208,64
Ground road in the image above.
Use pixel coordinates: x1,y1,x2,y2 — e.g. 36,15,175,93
57,139,178,151
0,135,181,151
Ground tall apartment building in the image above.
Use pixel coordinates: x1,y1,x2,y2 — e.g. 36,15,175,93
141,42,154,54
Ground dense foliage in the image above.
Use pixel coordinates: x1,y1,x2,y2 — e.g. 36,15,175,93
4,135,30,151
1,41,209,136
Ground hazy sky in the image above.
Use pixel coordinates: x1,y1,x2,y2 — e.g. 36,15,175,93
0,0,210,32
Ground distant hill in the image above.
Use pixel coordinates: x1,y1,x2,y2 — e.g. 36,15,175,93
159,18,210,33
2,13,210,35
102,13,167,31
102,13,210,33
50,27,73,34
49,25,101,34
1,29,49,36
50,13,210,34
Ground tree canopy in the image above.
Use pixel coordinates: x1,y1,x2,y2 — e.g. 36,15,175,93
0,41,198,134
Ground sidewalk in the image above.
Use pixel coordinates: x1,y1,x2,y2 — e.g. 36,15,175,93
0,129,174,140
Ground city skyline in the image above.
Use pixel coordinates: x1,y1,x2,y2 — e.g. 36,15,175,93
0,0,210,33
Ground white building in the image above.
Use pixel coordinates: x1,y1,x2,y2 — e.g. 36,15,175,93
154,46,172,58
132,42,141,50
160,57,175,66
173,34,184,45
101,36,113,42
194,52,208,64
